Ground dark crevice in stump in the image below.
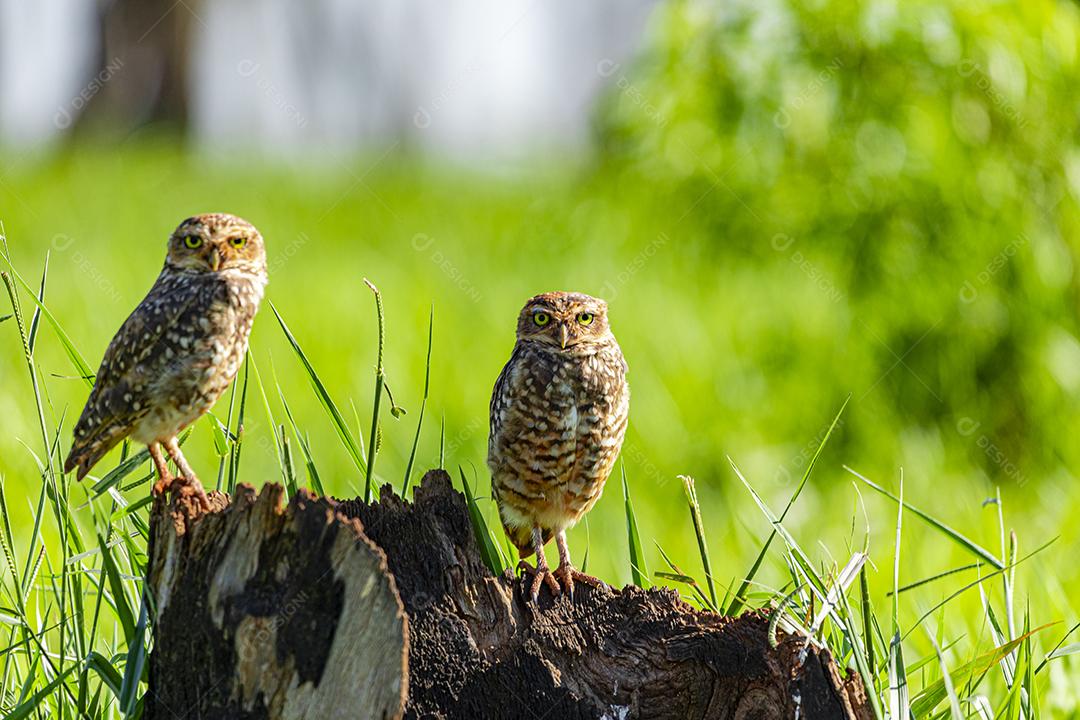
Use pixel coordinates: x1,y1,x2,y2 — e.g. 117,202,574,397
147,470,872,720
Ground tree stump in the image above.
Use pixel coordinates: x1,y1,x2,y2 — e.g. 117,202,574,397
147,470,873,720
145,484,408,719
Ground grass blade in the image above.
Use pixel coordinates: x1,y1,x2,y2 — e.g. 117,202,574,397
214,377,239,492
403,305,433,496
363,279,387,503
271,302,367,476
5,660,79,720
904,537,1055,641
888,562,980,596
809,552,867,636
727,397,848,615
459,467,505,575
888,471,908,719
1046,642,1080,659
621,464,648,588
727,457,828,600
86,651,122,699
249,352,289,485
859,569,877,686
679,475,716,609
26,252,46,355
280,425,298,496
275,379,324,496
910,624,1055,716
654,541,717,612
846,466,1004,570
927,629,964,720
118,593,149,716
835,575,885,720
0,259,94,386
438,414,446,469
96,533,134,643
227,354,252,493
888,631,909,720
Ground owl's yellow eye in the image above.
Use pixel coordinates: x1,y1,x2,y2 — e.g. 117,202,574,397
577,312,594,326
183,235,203,249
229,236,247,249
533,311,551,327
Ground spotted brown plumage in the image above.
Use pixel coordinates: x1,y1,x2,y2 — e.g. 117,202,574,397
64,213,268,508
488,291,629,600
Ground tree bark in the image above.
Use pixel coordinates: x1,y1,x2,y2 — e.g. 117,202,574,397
147,470,873,720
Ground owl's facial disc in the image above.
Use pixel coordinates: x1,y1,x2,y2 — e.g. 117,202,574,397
167,214,266,276
516,292,611,351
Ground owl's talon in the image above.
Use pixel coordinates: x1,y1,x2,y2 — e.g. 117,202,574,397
555,564,604,600
518,560,561,602
530,574,544,603
152,473,175,497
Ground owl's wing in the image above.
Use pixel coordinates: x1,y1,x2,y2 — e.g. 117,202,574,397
489,361,552,556
99,272,222,381
488,353,516,450
65,272,215,477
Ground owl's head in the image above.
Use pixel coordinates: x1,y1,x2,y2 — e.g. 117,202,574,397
515,291,613,352
166,213,266,277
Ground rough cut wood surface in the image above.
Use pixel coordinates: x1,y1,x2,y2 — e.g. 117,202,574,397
147,470,872,720
146,484,408,720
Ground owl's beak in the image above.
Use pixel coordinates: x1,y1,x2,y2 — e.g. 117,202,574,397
559,325,570,350
207,248,222,272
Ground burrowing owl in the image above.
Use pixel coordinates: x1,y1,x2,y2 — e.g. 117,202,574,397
489,291,629,600
64,213,268,508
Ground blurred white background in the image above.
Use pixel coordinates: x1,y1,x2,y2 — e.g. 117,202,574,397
0,0,657,163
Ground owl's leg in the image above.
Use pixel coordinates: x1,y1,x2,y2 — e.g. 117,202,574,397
554,530,605,600
149,443,174,496
163,437,211,511
518,526,561,602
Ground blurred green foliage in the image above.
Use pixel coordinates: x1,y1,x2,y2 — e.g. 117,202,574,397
597,0,1080,497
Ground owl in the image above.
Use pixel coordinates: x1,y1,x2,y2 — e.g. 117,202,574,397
488,291,629,601
64,213,268,509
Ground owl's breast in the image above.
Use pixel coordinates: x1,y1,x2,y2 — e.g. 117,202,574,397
489,342,629,533
204,273,264,381
131,273,263,442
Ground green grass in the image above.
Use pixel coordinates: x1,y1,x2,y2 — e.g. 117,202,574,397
0,144,1078,715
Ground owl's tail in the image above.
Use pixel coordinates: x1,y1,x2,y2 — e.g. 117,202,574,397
64,424,127,482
